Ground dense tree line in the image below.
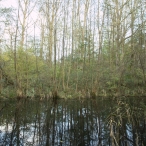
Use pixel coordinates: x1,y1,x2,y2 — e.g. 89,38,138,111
0,0,146,98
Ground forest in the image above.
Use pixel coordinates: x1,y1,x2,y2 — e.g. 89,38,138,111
0,0,146,99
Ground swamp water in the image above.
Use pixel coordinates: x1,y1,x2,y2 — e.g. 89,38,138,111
0,97,146,146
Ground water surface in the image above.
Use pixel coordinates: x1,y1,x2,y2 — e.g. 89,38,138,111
0,97,146,146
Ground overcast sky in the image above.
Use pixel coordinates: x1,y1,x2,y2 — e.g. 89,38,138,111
1,0,17,7
1,0,40,38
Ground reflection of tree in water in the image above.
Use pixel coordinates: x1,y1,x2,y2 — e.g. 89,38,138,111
107,97,146,146
0,100,25,146
0,98,146,145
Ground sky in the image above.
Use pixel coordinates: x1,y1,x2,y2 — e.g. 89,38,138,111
0,0,103,49
1,0,40,38
1,0,17,8
0,0,87,38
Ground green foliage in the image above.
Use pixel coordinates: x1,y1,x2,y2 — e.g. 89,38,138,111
1,3,146,98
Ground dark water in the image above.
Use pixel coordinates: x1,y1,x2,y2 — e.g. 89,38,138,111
0,97,146,146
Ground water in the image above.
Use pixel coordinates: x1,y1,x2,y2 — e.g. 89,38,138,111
0,97,146,146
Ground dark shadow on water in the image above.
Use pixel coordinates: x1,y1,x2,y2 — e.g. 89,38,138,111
0,97,146,145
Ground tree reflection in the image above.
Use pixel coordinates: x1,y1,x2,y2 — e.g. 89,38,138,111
0,97,146,145
107,97,146,146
